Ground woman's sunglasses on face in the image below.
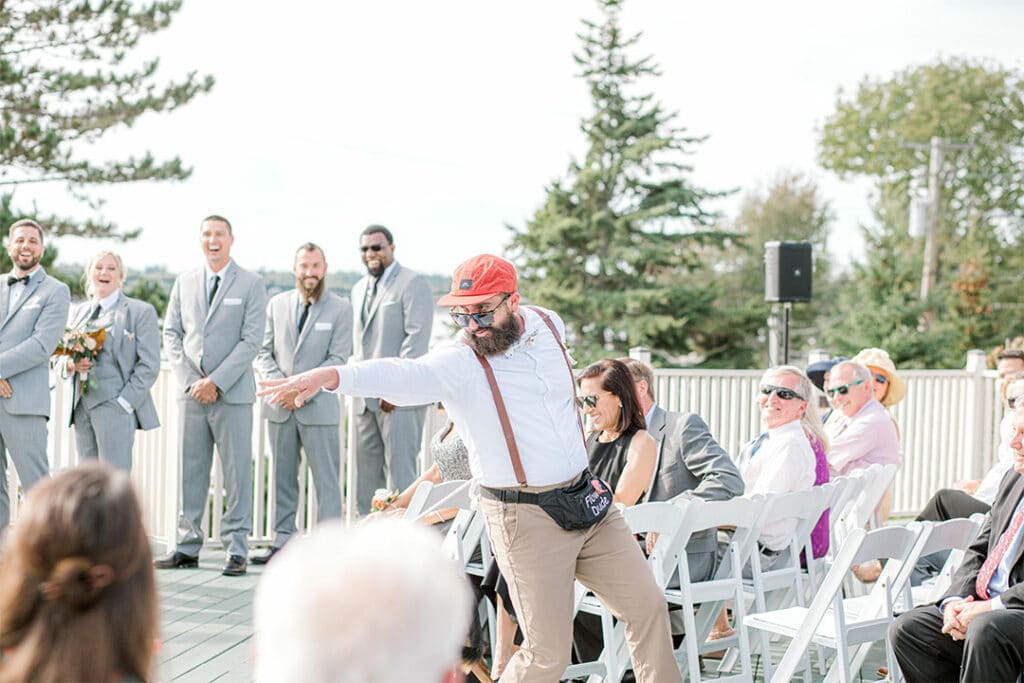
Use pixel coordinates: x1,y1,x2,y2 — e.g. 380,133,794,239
449,295,510,329
759,385,804,401
575,392,612,409
873,373,889,385
825,379,866,397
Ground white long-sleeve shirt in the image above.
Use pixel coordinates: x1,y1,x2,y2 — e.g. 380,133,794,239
331,306,588,487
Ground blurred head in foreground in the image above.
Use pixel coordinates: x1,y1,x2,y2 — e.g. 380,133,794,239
0,462,157,683
254,519,472,683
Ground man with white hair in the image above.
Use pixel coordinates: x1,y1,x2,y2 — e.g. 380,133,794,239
824,360,900,476
254,519,471,683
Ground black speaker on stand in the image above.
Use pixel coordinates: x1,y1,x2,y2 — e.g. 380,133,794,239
764,241,813,364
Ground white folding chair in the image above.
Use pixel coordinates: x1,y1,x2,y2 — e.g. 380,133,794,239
726,486,833,680
664,495,769,683
905,513,985,609
744,523,926,683
561,501,688,683
403,478,471,519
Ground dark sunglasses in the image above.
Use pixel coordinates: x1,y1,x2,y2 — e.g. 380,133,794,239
825,379,866,397
873,373,889,385
1008,394,1022,409
759,384,804,401
359,244,387,253
575,392,612,409
449,294,509,329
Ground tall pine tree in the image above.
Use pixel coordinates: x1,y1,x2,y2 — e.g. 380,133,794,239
0,0,214,261
508,0,727,366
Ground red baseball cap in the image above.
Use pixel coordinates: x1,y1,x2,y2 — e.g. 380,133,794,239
437,254,518,307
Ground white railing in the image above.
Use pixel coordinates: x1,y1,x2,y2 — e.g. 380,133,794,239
9,352,1002,548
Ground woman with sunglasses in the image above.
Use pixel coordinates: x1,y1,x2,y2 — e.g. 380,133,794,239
577,359,657,506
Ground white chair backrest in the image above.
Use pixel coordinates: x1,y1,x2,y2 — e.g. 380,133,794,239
851,463,898,529
915,513,986,605
623,502,687,587
404,479,471,520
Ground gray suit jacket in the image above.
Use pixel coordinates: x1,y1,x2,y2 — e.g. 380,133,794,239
163,262,267,404
0,268,70,417
645,405,745,554
350,262,433,413
66,295,160,430
257,289,352,425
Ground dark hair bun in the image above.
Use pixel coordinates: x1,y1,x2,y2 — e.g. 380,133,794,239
40,557,112,611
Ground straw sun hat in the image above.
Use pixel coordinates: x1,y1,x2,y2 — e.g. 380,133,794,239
851,348,906,407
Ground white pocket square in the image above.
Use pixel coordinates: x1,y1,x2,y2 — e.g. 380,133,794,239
22,302,41,310
314,322,332,331
223,298,243,306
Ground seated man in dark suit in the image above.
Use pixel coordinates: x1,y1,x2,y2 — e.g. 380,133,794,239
888,403,1024,683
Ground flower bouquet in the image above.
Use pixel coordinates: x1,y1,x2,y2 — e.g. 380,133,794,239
370,488,399,512
51,327,106,392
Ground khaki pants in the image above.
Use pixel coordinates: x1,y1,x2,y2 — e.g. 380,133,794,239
479,480,682,683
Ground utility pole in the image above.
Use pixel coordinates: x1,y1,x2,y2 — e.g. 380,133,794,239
902,137,974,304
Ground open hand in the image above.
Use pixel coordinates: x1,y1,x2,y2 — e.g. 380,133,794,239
258,367,339,408
0,379,11,398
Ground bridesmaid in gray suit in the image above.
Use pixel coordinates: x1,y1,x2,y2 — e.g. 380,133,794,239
65,251,160,471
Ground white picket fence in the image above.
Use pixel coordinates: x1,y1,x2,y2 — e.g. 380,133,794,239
6,351,1004,549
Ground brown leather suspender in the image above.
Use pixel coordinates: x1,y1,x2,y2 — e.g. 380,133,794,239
469,305,586,487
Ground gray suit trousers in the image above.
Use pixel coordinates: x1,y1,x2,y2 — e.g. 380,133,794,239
176,399,253,557
73,400,136,471
0,407,48,530
268,414,341,547
354,406,426,515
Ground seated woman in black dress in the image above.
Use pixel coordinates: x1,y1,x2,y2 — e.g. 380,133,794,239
578,358,657,505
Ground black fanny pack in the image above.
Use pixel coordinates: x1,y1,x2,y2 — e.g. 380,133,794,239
481,469,613,531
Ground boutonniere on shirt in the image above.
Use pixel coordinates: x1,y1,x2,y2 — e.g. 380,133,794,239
505,328,540,358
124,330,135,341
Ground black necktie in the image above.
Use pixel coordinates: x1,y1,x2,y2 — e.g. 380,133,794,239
7,275,29,286
298,301,311,332
88,303,102,322
208,274,220,305
363,278,378,320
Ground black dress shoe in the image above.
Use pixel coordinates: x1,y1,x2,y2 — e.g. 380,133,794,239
250,546,280,565
154,551,199,569
222,554,248,576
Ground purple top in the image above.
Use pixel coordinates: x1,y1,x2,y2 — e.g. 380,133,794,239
808,433,830,560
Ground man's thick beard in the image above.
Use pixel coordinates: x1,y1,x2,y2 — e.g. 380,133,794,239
298,277,325,303
466,315,521,357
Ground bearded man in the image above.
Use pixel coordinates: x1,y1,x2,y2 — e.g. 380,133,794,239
259,254,683,683
251,242,352,564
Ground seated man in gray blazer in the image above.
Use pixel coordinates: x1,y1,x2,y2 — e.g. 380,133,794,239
0,219,70,531
620,358,745,581
156,215,267,577
253,243,352,564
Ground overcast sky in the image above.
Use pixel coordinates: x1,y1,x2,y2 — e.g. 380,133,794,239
14,0,1024,279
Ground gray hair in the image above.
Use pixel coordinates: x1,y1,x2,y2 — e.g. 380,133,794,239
762,365,828,451
831,360,872,384
254,520,471,683
83,251,127,299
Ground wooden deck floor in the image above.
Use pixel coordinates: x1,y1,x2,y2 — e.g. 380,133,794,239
155,555,888,683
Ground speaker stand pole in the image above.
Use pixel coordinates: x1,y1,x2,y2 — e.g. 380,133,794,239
782,302,792,365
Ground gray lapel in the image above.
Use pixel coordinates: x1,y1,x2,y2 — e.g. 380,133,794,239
285,290,300,351
110,295,130,376
0,278,8,323
362,264,399,330
204,267,236,324
0,272,42,330
295,295,320,354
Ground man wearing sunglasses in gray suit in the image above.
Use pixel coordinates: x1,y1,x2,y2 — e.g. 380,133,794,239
0,219,70,531
349,225,433,516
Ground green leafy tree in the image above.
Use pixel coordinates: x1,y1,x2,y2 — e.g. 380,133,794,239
818,58,1024,365
125,276,170,318
705,172,835,367
0,0,214,245
507,0,727,366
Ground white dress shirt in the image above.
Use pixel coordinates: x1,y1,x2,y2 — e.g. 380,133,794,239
6,266,39,309
738,420,816,551
204,260,232,302
332,306,588,487
974,411,1016,505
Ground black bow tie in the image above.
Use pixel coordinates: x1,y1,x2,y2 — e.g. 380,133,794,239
7,275,29,286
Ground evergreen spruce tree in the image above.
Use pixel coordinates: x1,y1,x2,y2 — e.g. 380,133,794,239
508,0,727,366
0,0,214,260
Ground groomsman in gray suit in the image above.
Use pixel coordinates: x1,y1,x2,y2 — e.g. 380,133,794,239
66,251,161,472
350,225,433,515
157,215,267,577
0,219,70,530
252,243,352,564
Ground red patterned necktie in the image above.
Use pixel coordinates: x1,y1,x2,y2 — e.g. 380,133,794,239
975,499,1024,599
